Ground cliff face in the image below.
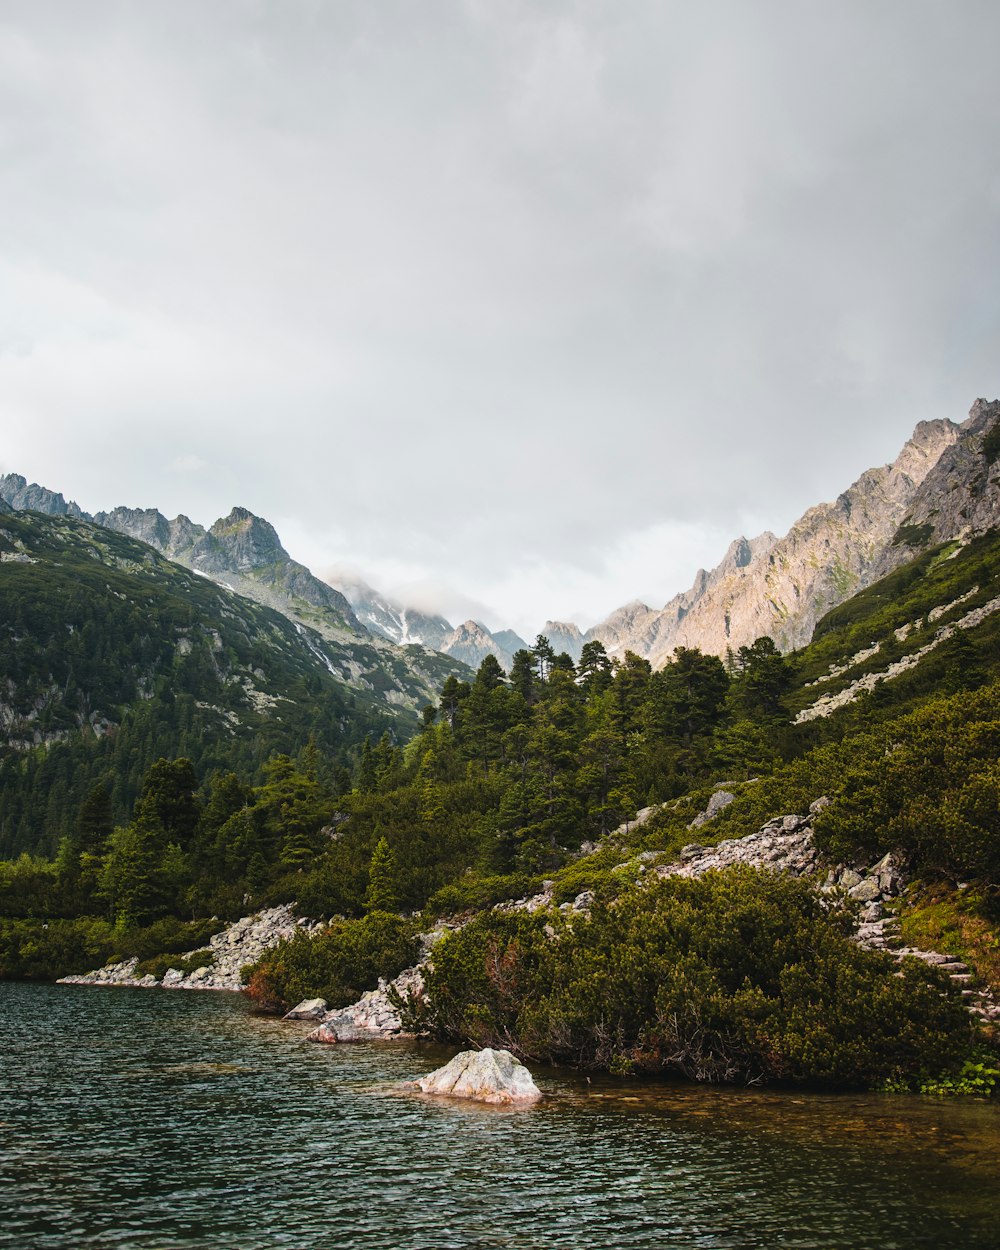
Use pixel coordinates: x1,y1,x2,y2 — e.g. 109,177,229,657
540,621,585,662
869,399,1000,581
586,418,960,665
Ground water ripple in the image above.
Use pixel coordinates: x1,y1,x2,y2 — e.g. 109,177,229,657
1,983,998,1249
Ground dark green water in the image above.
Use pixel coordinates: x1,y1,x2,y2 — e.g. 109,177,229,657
2,983,999,1249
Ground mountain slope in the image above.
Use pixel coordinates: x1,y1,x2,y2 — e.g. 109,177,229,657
585,418,959,666
326,571,454,650
0,481,472,711
94,505,364,639
0,510,426,856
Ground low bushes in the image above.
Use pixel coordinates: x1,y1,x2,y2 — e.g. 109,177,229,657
404,866,977,1089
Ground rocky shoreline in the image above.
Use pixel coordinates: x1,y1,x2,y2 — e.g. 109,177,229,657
57,801,1000,1031
57,905,317,992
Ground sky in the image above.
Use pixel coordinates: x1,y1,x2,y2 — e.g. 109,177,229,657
2,2,999,638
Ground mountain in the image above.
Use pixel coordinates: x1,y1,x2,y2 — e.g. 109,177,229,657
540,621,585,662
93,505,364,640
0,481,472,713
328,571,454,650
0,474,86,520
438,620,516,671
584,417,960,666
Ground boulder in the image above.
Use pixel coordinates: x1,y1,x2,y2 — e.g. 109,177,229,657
283,997,328,1021
687,790,734,830
413,1048,542,1105
848,877,882,903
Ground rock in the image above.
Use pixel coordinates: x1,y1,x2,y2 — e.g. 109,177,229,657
687,790,735,830
847,878,883,903
308,964,426,1043
307,1022,338,1045
283,997,328,1021
838,868,863,889
659,820,818,884
809,796,831,814
413,1048,542,1105
58,903,318,993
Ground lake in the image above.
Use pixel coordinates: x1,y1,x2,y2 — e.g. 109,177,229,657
2,982,998,1249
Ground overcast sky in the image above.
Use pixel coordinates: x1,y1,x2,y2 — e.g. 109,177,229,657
2,2,999,637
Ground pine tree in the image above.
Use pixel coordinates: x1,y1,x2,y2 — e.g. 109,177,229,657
364,836,399,913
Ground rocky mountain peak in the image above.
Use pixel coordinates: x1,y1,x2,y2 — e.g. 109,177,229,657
869,399,1000,580
441,620,518,672
541,620,585,662
208,508,288,571
586,412,965,668
0,473,87,520
95,506,172,550
885,418,960,495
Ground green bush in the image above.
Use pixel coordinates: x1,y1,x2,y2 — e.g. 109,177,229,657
135,947,215,981
424,872,541,917
918,1056,999,1097
243,910,419,1012
0,916,117,980
122,916,220,962
404,867,977,1089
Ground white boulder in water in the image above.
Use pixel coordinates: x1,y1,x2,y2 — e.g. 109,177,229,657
414,1048,542,1105
283,998,328,1021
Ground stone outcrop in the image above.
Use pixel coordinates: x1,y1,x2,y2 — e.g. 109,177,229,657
411,1048,542,1105
662,813,819,882
58,905,314,992
303,926,454,1043
687,789,735,830
307,965,426,1043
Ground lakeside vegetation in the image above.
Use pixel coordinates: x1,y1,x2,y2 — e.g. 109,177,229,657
2,520,1000,1091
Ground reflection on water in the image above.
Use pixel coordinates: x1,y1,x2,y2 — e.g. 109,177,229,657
1,982,998,1249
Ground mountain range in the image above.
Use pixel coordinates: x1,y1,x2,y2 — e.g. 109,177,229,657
2,398,997,679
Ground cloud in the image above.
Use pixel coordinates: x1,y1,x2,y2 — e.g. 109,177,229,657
169,454,207,473
1,1,998,632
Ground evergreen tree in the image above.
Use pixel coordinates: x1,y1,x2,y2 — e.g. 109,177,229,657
364,836,399,913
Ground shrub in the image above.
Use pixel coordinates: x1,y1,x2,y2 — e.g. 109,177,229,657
243,910,419,1013
424,872,541,918
0,916,117,980
405,867,977,1089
